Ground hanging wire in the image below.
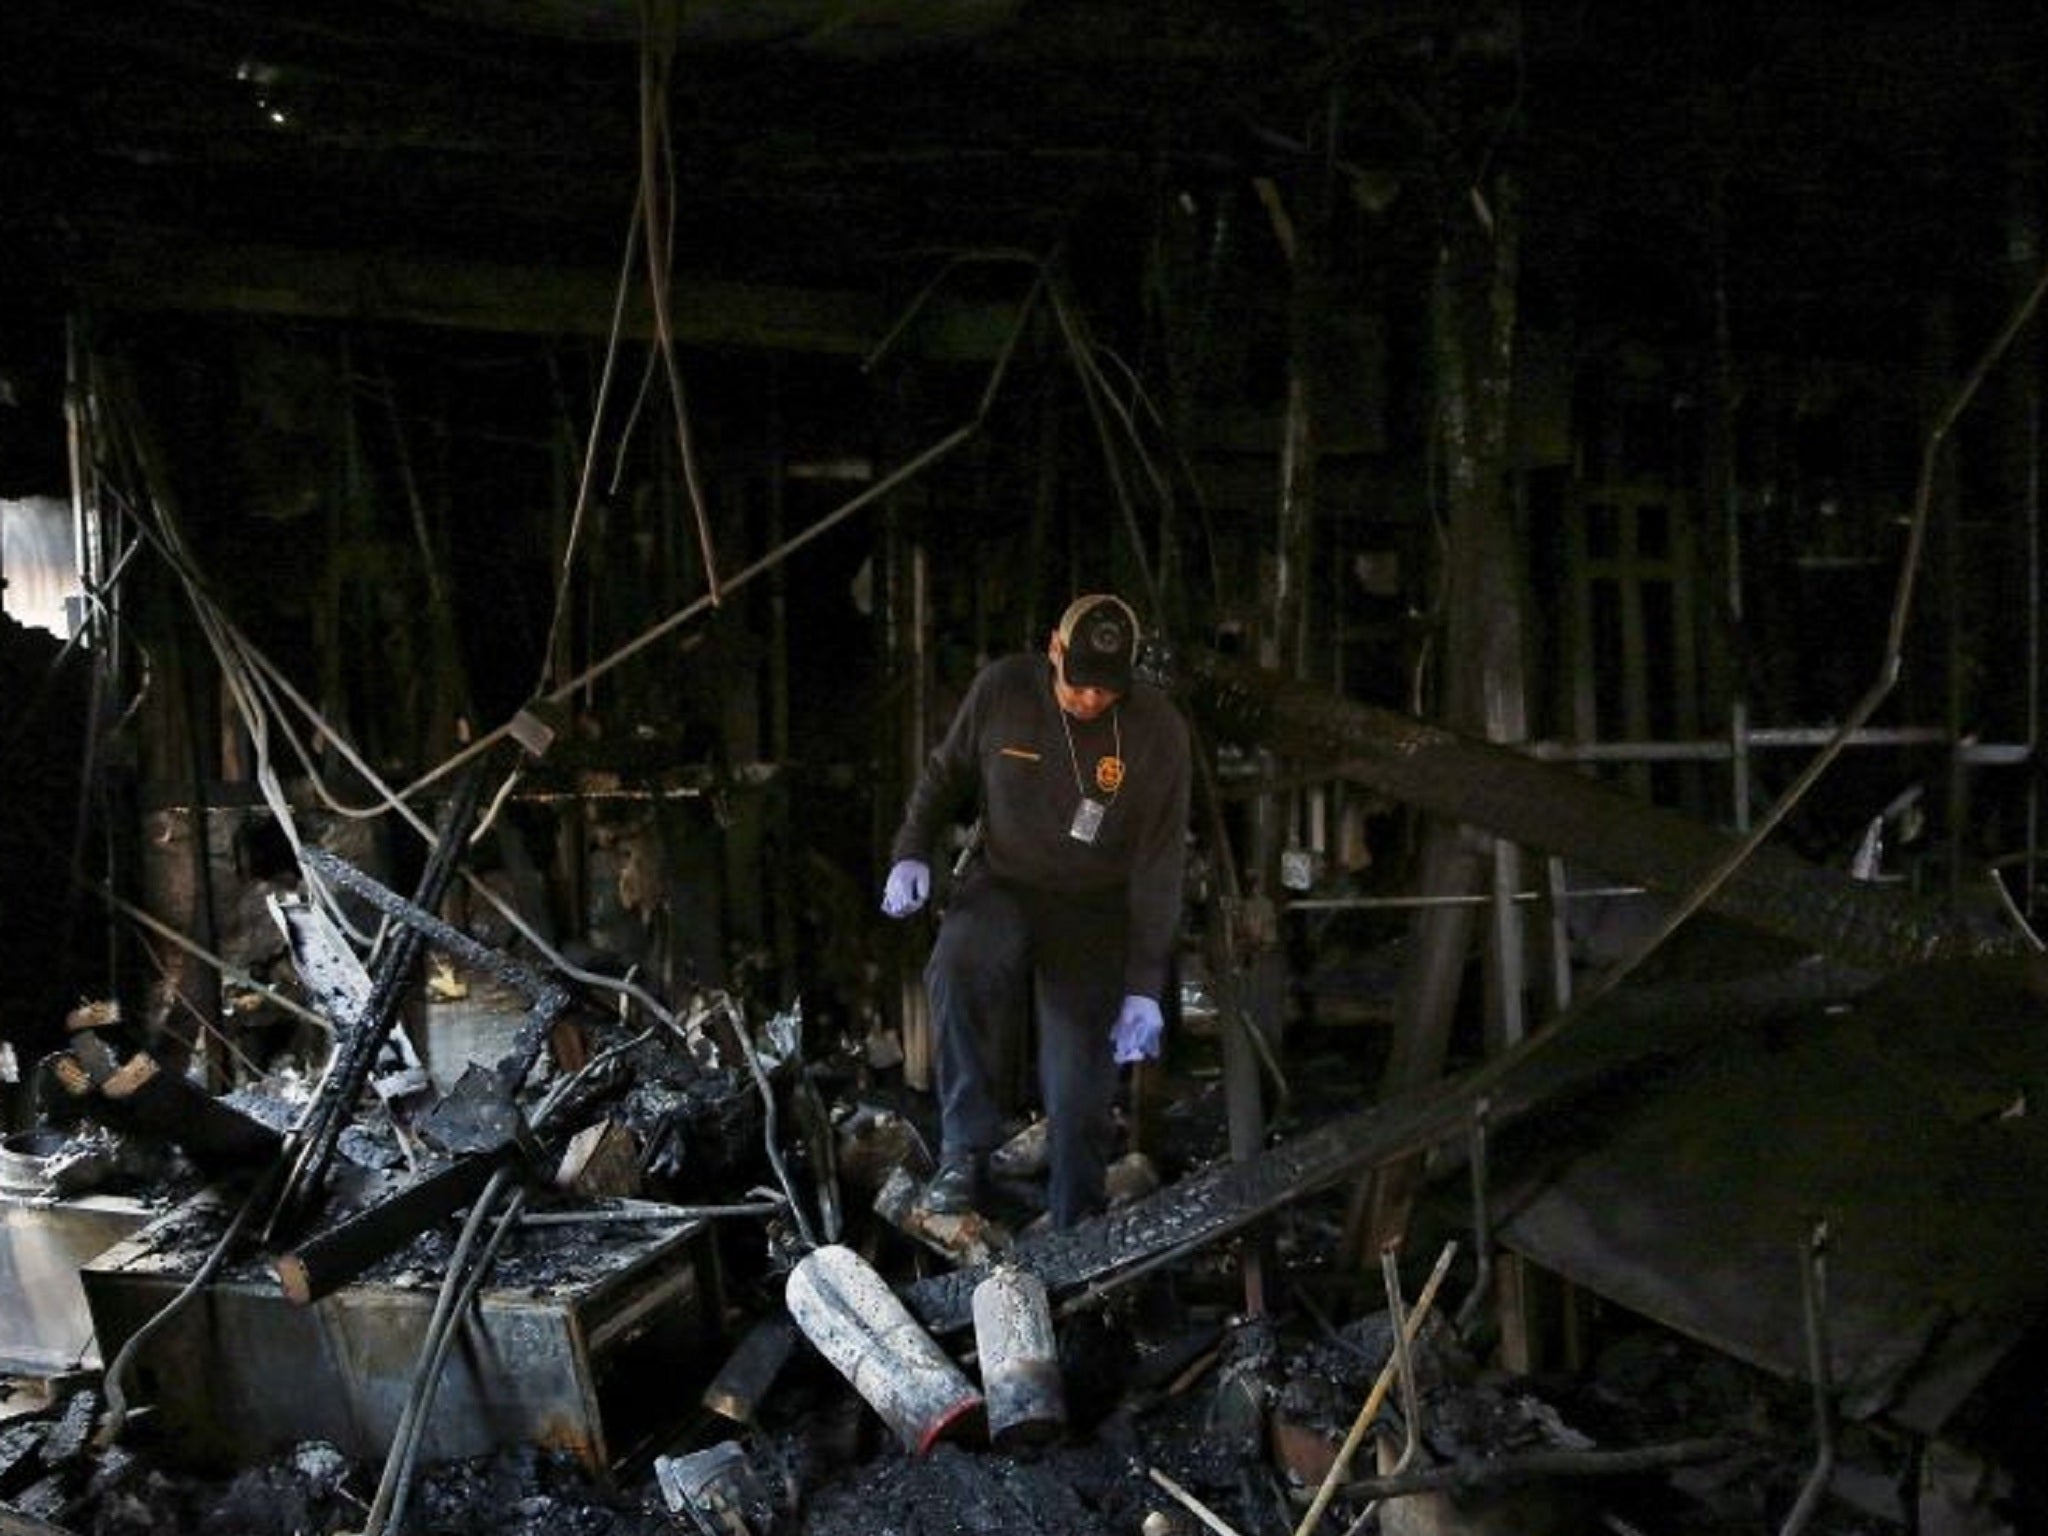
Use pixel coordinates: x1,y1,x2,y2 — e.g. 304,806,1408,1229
390,263,1048,807
99,1180,270,1443
605,347,664,499
537,195,646,695
1046,281,1161,614
88,382,377,952
70,243,1050,1065
132,928,280,1081
637,0,720,603
356,1166,529,1536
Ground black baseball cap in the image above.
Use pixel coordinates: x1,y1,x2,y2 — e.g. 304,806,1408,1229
1055,593,1139,692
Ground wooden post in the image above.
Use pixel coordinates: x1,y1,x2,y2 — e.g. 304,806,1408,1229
1355,155,1529,1265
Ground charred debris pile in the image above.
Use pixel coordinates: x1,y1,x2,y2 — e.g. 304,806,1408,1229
2,794,2044,1535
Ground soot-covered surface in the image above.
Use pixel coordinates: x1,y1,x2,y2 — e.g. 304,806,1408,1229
73,1442,677,1536
801,1440,1156,1536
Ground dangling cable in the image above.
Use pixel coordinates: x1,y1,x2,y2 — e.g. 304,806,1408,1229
537,198,647,696
638,0,720,603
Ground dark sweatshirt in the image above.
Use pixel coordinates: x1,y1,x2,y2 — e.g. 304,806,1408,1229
890,651,1191,999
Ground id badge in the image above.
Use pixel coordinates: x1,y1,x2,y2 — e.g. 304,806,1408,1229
1069,797,1106,844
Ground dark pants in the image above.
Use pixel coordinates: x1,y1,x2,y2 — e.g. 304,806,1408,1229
925,874,1125,1228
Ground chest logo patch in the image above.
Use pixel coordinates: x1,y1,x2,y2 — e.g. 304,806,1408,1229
1095,754,1126,793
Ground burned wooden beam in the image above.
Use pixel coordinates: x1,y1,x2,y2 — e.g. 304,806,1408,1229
44,1042,281,1178
92,1055,282,1176
67,226,1020,360
271,1150,515,1307
297,844,572,1103
265,841,578,1302
1180,648,2017,972
902,1080,1466,1337
0,1487,80,1536
265,767,490,1243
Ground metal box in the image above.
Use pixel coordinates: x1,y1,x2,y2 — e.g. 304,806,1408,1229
82,1193,716,1476
0,1192,153,1374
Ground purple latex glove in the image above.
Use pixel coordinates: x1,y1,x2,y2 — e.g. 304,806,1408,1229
880,858,931,918
1111,994,1164,1064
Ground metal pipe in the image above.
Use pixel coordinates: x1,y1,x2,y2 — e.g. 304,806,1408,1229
515,1201,784,1227
1291,1239,1457,1536
396,266,1047,808
1453,1098,1493,1334
1526,726,1952,762
1776,1221,1836,1536
1373,1243,1427,1500
1336,1245,1430,1536
1286,884,1647,913
1240,726,2022,790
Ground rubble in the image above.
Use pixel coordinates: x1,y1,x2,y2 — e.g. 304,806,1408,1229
5,819,2047,1536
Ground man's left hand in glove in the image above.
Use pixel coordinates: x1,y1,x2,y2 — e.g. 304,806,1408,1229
1111,994,1164,1064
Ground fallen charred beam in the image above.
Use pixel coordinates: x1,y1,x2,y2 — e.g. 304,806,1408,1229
49,1051,282,1177
298,845,573,1105
903,1076,1469,1336
903,959,1870,1335
271,1150,516,1306
98,1056,282,1174
266,767,489,1241
1181,648,2016,972
261,837,574,1278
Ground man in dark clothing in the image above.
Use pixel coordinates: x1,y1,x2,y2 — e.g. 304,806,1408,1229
879,593,1191,1227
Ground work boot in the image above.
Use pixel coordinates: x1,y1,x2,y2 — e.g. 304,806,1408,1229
921,1152,983,1215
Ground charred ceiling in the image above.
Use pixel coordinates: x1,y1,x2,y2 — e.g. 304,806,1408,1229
5,3,2041,331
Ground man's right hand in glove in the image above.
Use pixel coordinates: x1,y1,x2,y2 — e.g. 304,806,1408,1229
880,858,931,918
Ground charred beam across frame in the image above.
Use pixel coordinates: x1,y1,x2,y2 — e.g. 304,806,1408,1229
1179,648,2019,973
62,228,1021,359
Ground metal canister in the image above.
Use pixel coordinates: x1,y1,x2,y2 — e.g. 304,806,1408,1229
786,1243,985,1455
971,1264,1065,1448
0,1129,65,1195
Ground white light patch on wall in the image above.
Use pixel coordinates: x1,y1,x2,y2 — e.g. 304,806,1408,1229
2,496,82,638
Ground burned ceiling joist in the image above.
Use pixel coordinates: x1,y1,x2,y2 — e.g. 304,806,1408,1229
57,228,1025,358
1184,649,2021,973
